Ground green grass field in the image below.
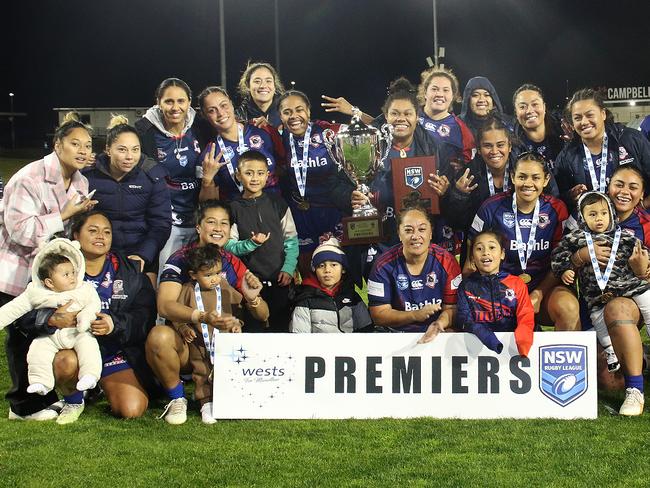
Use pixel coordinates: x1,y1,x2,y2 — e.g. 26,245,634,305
0,329,649,488
0,157,29,184
1,154,650,486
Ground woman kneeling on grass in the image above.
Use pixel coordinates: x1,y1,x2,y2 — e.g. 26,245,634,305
146,199,263,425
367,198,461,337
35,211,158,422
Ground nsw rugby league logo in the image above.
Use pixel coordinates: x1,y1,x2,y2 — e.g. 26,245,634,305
539,345,588,407
404,166,424,190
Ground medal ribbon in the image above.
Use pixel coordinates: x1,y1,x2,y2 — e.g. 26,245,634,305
584,227,621,292
289,123,312,198
487,164,510,196
217,124,248,194
583,133,608,192
194,282,222,365
512,196,540,272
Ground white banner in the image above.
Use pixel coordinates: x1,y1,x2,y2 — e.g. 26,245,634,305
213,331,597,419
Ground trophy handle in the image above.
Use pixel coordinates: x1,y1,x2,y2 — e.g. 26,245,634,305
377,123,394,169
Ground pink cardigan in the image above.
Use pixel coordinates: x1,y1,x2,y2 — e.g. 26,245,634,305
0,152,88,296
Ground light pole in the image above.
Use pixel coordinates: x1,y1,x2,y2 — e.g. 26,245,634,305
274,0,280,73
219,0,226,88
433,0,439,67
9,92,15,150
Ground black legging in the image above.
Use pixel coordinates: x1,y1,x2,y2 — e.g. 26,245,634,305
1,293,59,416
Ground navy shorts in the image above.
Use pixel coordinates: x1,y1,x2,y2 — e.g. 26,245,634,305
101,353,132,378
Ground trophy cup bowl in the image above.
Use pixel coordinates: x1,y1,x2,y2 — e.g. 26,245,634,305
335,117,392,245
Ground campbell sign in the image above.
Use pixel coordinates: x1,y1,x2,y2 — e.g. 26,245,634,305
607,86,650,101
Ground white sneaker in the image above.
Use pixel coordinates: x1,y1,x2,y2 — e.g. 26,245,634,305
619,388,645,416
76,374,98,392
56,401,85,425
8,407,58,421
201,402,217,425
49,400,65,413
159,398,188,425
26,383,51,395
604,347,621,373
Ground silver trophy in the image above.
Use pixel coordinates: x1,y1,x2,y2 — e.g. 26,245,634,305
335,115,393,218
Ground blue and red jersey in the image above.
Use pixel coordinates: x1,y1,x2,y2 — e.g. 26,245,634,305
619,207,650,247
418,111,476,163
468,193,568,290
210,123,285,202
367,243,462,332
152,129,202,227
160,242,247,291
457,271,534,356
85,252,119,313
281,120,340,206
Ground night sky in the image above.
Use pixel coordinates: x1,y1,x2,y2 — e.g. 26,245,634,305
3,0,650,146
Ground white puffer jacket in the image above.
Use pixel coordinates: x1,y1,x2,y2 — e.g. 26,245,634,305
0,238,101,331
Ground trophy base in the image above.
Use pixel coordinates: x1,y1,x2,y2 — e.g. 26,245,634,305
341,215,383,246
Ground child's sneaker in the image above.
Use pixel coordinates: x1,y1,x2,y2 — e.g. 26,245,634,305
56,401,85,425
76,374,98,392
201,402,217,425
619,388,644,416
26,383,51,395
604,347,620,373
159,398,187,425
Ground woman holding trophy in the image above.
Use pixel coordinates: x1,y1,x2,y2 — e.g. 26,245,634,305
278,90,355,275
350,78,457,270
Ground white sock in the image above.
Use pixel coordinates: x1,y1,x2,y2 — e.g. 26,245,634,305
27,383,51,395
76,374,98,392
603,345,619,363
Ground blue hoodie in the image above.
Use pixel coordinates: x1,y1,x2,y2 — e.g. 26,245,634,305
460,76,513,137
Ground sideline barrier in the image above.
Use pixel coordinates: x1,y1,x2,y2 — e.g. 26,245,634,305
213,331,597,419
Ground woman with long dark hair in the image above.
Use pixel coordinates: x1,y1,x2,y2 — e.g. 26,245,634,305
85,115,171,281
135,78,204,276
555,87,650,210
0,113,96,420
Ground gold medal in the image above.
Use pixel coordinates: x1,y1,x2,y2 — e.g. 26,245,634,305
600,292,614,304
297,199,310,211
519,273,532,284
